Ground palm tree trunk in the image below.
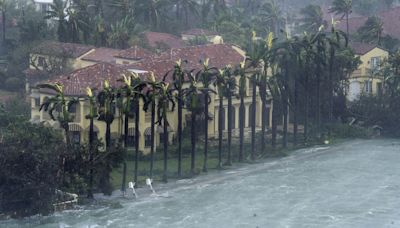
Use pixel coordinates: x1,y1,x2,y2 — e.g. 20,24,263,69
293,78,298,146
346,13,349,39
304,73,309,143
271,99,278,148
134,102,140,184
190,111,196,175
261,98,266,153
150,102,156,178
105,122,111,148
2,9,5,47
226,94,232,165
251,81,257,160
239,96,245,162
316,68,322,138
87,118,94,199
218,96,223,168
162,113,168,182
177,96,183,176
121,113,128,193
203,93,209,172
282,97,288,148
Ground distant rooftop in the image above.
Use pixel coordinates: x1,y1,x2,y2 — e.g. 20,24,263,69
350,42,380,55
81,48,120,64
143,31,186,49
182,28,218,36
114,46,153,60
42,63,127,96
33,41,94,58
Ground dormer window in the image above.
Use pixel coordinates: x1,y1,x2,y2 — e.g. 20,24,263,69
370,57,381,70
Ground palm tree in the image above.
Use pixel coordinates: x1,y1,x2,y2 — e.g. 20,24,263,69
135,0,170,30
329,0,352,37
0,0,7,46
97,80,115,149
108,16,135,49
118,73,143,192
246,31,265,159
198,59,216,172
38,83,75,146
156,82,175,182
144,72,163,178
259,32,275,152
237,61,246,162
85,87,98,198
184,73,203,175
224,66,236,165
38,82,76,182
45,0,69,42
259,0,283,35
130,74,146,184
66,6,89,43
174,0,199,28
214,67,227,168
300,4,326,33
170,60,185,177
357,16,384,45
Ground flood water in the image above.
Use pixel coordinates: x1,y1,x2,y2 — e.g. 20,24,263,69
3,139,400,228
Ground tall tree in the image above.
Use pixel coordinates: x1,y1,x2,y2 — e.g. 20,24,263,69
330,0,352,38
156,82,175,182
198,58,216,172
237,61,246,162
214,67,227,168
185,72,204,175
45,0,69,42
170,60,185,177
300,4,326,33
144,72,163,178
224,66,236,165
85,87,98,198
357,16,384,45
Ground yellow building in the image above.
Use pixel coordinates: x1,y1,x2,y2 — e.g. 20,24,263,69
348,42,389,101
29,43,271,153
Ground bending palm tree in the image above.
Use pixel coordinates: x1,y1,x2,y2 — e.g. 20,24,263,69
170,60,186,177
157,82,175,182
329,0,352,38
237,61,246,162
184,73,203,175
144,72,163,178
214,68,227,168
85,87,98,198
224,66,236,165
198,58,216,172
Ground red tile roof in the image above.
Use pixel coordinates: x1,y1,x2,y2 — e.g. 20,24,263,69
143,32,186,49
33,41,94,58
114,46,153,60
42,63,128,96
350,42,379,55
40,44,245,96
127,44,245,81
182,28,218,36
81,48,120,64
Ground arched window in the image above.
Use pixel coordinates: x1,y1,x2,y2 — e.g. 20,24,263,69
144,127,152,148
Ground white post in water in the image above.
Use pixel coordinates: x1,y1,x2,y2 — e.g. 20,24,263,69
146,178,156,194
128,182,138,199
